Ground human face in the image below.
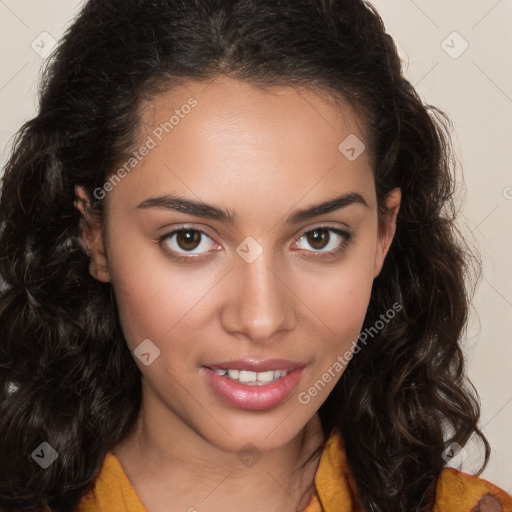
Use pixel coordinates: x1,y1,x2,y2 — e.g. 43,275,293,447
78,75,400,453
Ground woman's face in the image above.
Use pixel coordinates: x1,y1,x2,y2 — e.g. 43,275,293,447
78,75,400,453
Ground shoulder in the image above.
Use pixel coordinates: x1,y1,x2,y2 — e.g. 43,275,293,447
434,467,512,512
74,452,147,512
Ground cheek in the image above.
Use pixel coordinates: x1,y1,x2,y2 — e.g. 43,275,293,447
106,231,215,354
293,262,375,406
297,240,376,345
302,269,373,362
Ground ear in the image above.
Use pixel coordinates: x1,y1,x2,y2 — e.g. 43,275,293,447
74,185,111,283
373,187,401,278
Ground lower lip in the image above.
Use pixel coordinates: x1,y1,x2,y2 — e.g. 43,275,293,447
202,367,305,411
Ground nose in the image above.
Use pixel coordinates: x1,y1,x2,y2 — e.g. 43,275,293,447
219,249,296,344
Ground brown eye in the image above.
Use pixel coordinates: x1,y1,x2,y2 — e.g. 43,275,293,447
306,228,331,250
176,230,202,251
295,226,351,256
160,227,217,260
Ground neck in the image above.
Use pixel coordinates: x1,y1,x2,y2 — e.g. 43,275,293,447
113,385,327,512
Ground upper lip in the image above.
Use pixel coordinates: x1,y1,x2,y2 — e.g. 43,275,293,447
204,359,306,372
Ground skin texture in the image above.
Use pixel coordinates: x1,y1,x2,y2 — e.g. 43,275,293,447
75,75,401,511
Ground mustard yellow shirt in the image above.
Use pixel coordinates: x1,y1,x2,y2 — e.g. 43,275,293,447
76,429,512,511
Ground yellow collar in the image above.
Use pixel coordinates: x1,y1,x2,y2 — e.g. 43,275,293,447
76,428,512,512
304,428,361,511
77,428,355,512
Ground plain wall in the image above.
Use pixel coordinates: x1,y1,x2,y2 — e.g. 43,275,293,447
1,0,511,493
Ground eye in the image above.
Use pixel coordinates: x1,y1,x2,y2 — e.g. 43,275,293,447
159,227,218,261
294,225,352,257
159,224,353,263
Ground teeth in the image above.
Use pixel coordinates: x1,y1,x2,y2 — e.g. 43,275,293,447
227,369,239,380
239,370,256,382
255,370,274,383
214,368,289,385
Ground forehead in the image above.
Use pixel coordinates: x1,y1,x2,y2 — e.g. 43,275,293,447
107,75,375,218
140,75,366,152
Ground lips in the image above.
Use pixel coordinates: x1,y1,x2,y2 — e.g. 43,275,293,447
201,358,307,410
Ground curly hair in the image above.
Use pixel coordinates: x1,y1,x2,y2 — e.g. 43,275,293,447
0,0,490,510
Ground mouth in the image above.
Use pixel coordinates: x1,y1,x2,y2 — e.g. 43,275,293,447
201,359,307,410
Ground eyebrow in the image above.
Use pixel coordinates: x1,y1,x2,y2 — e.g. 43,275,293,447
136,191,369,224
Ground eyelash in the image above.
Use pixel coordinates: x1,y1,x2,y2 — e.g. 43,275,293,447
158,224,353,263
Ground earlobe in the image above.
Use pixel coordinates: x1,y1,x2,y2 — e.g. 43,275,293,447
373,187,401,278
74,185,111,283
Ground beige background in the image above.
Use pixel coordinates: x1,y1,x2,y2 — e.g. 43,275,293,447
1,0,511,493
